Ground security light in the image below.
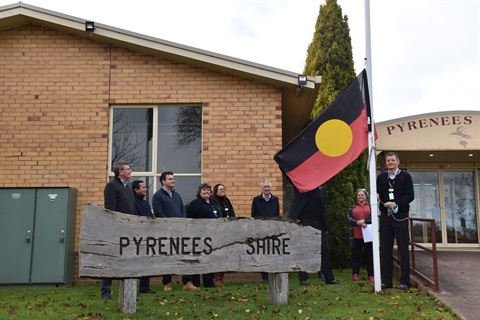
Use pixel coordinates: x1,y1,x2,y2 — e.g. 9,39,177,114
85,21,95,33
298,75,308,86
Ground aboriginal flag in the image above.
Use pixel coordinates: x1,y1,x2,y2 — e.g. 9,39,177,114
274,70,373,193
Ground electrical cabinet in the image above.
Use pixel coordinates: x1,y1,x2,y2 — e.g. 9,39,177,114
0,188,77,286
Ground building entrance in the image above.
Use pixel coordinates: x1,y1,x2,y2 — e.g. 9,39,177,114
410,170,478,246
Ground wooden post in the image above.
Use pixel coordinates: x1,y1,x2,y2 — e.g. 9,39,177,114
269,273,289,305
118,279,137,314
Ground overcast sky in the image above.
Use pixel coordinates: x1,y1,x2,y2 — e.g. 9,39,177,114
1,0,479,122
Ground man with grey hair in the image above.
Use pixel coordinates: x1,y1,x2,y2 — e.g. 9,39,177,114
101,160,137,300
251,179,280,282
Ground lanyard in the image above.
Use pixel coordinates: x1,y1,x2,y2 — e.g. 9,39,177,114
209,203,218,218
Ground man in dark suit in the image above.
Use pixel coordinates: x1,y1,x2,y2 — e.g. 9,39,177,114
288,186,340,285
101,160,137,300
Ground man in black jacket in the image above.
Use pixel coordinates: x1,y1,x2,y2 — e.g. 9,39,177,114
251,179,280,282
132,179,155,294
251,179,280,218
101,160,136,300
288,186,340,286
377,152,414,291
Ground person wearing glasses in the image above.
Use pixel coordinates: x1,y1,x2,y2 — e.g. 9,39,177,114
211,183,235,286
102,160,137,300
211,184,235,218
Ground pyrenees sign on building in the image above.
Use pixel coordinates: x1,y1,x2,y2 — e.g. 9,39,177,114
375,111,479,150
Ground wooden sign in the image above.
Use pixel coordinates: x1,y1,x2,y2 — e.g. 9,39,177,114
80,203,322,278
79,203,322,313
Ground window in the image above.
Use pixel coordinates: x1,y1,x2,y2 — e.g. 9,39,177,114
109,105,202,205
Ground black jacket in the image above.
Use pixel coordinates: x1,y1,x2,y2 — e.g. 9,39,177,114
104,176,136,215
133,193,153,217
377,170,414,216
212,196,235,218
186,197,220,219
288,186,327,231
251,194,280,218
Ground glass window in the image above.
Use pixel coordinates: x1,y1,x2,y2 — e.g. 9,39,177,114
109,105,202,200
111,108,153,172
157,106,202,173
172,176,202,207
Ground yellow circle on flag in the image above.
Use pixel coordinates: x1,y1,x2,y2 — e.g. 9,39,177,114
315,119,353,157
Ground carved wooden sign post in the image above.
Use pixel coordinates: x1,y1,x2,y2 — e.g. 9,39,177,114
80,203,322,314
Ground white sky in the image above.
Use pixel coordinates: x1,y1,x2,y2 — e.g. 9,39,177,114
1,0,479,122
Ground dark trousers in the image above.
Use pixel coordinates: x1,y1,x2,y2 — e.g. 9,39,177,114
351,238,374,276
298,230,335,283
101,279,112,298
380,214,410,287
192,273,215,287
298,271,323,282
139,277,150,292
260,272,268,281
162,275,173,285
162,274,193,285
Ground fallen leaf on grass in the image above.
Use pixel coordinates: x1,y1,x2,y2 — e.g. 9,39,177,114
377,309,387,315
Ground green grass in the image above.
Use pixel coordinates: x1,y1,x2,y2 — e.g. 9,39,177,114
0,270,458,320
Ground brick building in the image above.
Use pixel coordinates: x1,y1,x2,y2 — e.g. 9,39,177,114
0,3,320,285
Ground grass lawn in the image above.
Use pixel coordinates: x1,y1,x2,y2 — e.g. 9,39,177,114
0,269,458,320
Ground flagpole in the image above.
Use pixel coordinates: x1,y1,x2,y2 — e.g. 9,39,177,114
364,0,381,293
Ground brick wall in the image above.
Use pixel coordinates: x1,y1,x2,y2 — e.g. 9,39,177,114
0,25,284,285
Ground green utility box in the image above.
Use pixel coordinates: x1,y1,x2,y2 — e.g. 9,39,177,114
0,188,77,286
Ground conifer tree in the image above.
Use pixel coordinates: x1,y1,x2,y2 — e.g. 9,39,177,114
304,0,368,267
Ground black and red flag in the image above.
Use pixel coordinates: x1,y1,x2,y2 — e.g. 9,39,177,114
274,69,373,193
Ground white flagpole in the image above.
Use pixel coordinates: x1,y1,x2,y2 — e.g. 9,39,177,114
364,0,381,293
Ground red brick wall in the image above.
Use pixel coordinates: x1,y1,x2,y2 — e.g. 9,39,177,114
0,25,283,285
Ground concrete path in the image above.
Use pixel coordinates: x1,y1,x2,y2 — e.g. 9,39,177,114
410,249,480,320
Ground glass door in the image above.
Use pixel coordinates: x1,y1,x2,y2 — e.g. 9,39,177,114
443,171,478,244
409,172,441,243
